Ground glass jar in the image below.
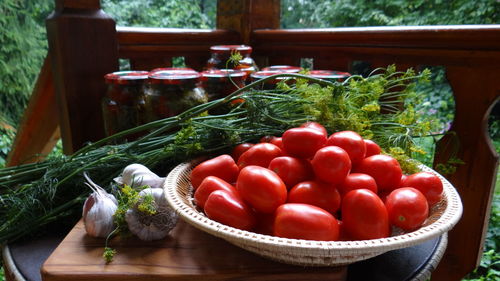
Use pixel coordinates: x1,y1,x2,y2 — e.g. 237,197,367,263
309,70,351,82
200,69,247,101
145,69,207,121
206,45,255,75
102,71,149,137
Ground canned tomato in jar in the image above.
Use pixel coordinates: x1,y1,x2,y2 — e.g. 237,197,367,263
200,69,247,101
206,45,255,75
102,71,149,138
145,69,207,121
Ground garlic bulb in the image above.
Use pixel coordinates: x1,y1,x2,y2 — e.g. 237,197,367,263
82,173,118,238
114,163,165,189
125,187,178,241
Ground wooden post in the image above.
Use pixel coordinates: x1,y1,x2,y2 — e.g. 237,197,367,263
432,66,499,281
216,0,280,45
46,0,119,154
6,56,60,166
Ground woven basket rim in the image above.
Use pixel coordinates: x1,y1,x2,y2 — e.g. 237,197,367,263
164,159,462,261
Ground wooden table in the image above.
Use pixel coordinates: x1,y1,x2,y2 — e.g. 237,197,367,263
3,219,447,281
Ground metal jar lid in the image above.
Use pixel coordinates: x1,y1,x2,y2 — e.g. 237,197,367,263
200,69,247,82
308,70,351,81
209,45,252,56
262,65,302,73
104,71,149,85
149,69,201,85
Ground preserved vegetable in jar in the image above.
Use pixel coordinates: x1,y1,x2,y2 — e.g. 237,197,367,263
102,71,149,138
200,69,247,101
145,69,207,121
206,45,255,75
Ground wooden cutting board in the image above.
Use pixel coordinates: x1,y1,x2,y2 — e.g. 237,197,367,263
41,220,347,281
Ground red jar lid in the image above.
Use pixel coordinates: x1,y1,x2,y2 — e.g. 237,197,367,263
210,45,252,55
150,67,197,74
250,70,291,84
200,69,247,82
104,71,149,85
262,65,302,73
309,70,351,80
149,69,201,85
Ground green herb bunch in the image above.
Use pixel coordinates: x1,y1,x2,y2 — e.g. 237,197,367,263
0,66,433,244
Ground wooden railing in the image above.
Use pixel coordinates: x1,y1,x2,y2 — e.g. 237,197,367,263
6,0,499,280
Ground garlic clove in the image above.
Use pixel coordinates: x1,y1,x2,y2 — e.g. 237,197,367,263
125,187,178,241
82,173,118,238
119,163,165,189
84,194,118,238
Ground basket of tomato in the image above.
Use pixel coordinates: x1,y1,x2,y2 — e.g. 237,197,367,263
163,122,462,266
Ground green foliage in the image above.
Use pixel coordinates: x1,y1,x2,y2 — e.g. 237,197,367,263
281,0,500,28
0,0,53,125
101,0,216,28
0,127,15,168
414,67,455,134
463,191,500,281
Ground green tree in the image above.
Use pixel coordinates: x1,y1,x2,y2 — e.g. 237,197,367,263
101,0,215,28
281,0,500,28
0,0,53,126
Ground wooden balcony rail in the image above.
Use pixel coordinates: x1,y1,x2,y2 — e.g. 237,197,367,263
5,0,499,280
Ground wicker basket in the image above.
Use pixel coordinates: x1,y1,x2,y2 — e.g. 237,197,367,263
163,160,463,266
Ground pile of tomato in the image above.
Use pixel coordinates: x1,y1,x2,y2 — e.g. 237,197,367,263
190,122,443,241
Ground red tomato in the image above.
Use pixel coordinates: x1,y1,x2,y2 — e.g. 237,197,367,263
204,190,256,231
399,174,408,187
339,173,378,196
300,121,328,137
237,166,287,213
311,146,351,184
342,189,390,240
260,135,274,143
191,155,239,190
385,187,429,231
401,172,443,206
326,131,366,164
364,139,381,157
231,143,254,162
237,143,283,169
274,203,339,241
337,220,352,241
194,176,237,209
269,137,285,151
268,156,313,189
287,180,341,214
355,155,402,192
282,127,327,158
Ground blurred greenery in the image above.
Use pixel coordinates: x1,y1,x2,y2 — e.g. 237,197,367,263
281,0,500,28
0,0,54,126
101,0,216,28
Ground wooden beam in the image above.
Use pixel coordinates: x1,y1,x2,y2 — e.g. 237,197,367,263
6,56,60,167
217,0,280,44
432,66,499,281
46,0,119,154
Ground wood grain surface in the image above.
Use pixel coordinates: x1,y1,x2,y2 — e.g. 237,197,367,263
41,220,347,281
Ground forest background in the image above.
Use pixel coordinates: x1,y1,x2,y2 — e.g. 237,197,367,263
0,0,499,280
